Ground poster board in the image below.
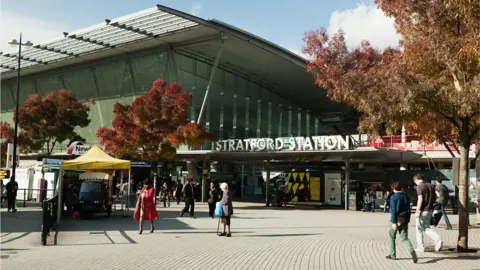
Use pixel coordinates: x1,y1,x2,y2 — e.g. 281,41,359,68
324,173,342,205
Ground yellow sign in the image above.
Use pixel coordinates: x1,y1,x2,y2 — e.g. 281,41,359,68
0,169,10,179
310,177,321,201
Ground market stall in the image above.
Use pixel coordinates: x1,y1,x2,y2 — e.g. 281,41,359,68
56,145,131,223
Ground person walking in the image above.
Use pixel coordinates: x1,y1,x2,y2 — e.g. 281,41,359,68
175,180,183,205
5,177,18,212
208,182,220,218
218,182,233,237
1,180,6,208
386,181,417,263
180,178,195,218
134,179,158,234
413,174,442,252
384,190,392,213
434,178,452,230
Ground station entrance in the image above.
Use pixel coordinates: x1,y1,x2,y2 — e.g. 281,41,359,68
174,146,423,210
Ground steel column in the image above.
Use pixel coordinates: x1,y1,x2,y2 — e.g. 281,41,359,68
266,160,271,207
344,160,350,211
197,35,227,124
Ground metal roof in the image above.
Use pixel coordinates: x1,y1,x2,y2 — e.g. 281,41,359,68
0,5,353,118
0,5,302,77
0,6,199,75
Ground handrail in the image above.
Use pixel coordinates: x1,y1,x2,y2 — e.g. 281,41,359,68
41,196,58,245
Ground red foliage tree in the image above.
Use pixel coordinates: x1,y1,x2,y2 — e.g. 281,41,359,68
97,79,216,170
303,2,479,250
15,89,93,156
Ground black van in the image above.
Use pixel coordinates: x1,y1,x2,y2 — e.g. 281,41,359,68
78,181,112,219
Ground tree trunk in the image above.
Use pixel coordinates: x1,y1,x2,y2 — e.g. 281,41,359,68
457,136,470,251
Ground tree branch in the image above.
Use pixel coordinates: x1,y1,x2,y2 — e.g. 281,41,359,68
441,139,456,158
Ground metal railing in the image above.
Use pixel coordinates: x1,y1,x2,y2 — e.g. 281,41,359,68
41,196,58,246
14,189,56,207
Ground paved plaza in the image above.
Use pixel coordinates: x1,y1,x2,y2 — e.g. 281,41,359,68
1,203,480,270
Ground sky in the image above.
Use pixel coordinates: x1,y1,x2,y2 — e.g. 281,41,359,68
0,0,401,56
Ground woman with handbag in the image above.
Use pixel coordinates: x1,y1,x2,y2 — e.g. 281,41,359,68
134,179,158,234
218,182,233,237
208,182,219,218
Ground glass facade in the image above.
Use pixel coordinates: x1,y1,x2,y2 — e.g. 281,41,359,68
1,47,342,151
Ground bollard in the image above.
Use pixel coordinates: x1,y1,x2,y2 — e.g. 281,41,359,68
24,189,26,207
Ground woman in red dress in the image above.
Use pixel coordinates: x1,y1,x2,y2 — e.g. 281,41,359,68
134,179,158,234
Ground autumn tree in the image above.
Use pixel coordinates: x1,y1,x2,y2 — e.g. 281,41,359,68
97,79,216,173
15,89,93,156
304,1,479,251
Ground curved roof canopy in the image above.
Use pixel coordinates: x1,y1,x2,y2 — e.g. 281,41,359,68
0,4,351,116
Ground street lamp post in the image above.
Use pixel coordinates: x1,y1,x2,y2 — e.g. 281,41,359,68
8,33,33,183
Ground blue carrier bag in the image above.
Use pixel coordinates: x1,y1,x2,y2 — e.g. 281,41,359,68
214,202,223,217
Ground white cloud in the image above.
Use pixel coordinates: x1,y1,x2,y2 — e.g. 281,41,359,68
189,3,202,16
0,9,72,54
327,3,401,49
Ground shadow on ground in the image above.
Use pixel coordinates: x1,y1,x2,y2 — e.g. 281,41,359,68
60,210,194,232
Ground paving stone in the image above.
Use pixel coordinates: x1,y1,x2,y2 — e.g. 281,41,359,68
1,204,479,270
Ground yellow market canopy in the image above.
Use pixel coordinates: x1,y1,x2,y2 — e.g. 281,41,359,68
62,145,130,170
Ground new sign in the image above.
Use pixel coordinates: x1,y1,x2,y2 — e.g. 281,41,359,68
214,136,351,152
67,141,105,155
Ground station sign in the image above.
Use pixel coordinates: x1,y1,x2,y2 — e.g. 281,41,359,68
214,135,351,152
0,169,10,179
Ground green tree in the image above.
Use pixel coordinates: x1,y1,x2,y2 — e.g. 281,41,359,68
304,1,479,251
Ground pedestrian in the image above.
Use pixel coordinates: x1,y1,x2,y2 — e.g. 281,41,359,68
208,182,220,218
386,181,418,263
434,178,452,230
180,178,195,218
175,180,183,205
362,189,370,212
134,178,158,234
218,182,233,237
413,174,442,252
384,190,392,213
369,190,376,212
5,177,18,212
1,180,6,208
161,186,170,208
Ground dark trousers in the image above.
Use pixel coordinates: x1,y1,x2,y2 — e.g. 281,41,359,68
7,196,16,210
439,204,453,229
208,201,216,217
176,196,181,205
182,198,195,216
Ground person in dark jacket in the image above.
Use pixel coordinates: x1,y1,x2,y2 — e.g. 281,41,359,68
5,178,18,212
218,182,233,237
386,181,417,263
434,178,452,230
180,178,195,218
175,180,183,205
208,182,220,218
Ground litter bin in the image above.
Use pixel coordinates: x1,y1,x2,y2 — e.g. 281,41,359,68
348,192,358,211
